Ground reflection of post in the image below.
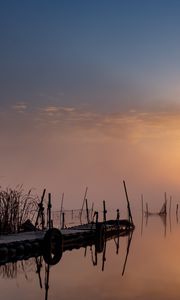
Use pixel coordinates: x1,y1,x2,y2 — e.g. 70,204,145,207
169,196,172,216
114,234,120,254
164,214,167,238
141,194,144,236
45,264,50,300
146,202,149,215
102,239,107,272
169,196,172,233
176,204,179,223
160,214,167,238
145,202,149,226
164,192,167,214
35,256,42,289
122,231,133,276
90,245,97,266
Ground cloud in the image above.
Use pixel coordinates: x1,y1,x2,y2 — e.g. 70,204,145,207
3,103,180,144
11,102,27,113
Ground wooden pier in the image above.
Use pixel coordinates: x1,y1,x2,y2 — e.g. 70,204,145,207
0,219,134,265
0,180,135,265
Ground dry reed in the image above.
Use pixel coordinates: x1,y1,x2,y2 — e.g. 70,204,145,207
0,185,39,234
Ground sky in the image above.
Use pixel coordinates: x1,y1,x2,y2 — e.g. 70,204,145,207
1,0,180,211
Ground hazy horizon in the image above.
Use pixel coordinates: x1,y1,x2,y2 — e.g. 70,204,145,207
1,1,180,210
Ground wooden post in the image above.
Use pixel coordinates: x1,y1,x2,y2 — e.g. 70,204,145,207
123,180,133,225
47,193,52,229
91,202,94,222
95,211,99,224
80,187,88,223
103,200,107,223
62,212,65,229
116,209,120,220
60,192,64,227
35,189,46,229
85,198,90,223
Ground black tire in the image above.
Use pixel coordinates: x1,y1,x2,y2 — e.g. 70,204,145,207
43,228,63,265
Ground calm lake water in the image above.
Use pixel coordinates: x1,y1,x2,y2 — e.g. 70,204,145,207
0,213,180,300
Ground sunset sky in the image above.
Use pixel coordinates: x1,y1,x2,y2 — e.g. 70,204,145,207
1,1,180,210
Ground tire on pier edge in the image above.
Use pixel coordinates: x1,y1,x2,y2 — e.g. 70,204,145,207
43,228,63,265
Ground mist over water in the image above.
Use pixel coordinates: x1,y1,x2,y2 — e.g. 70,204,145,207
1,107,180,211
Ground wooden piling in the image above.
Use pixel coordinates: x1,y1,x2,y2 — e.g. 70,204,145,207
95,211,99,224
47,193,52,229
116,209,120,220
35,189,46,230
62,212,65,229
60,192,64,227
90,202,94,222
80,187,88,223
123,181,133,225
103,200,107,223
85,199,90,223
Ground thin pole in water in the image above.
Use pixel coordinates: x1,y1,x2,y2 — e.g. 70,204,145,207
123,180,133,225
60,192,64,228
103,200,107,223
35,188,46,229
47,193,52,229
85,198,90,223
80,187,88,223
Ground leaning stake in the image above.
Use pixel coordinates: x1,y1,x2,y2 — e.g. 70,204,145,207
123,180,134,225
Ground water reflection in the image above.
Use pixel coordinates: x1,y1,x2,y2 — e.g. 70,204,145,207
2,212,180,300
0,229,134,300
143,213,167,237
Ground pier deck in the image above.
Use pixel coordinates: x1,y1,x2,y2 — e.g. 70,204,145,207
0,220,134,265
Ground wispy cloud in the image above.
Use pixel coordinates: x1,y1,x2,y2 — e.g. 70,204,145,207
11,102,27,113
3,103,180,143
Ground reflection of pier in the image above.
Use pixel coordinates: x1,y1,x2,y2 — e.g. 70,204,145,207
43,226,134,300
141,193,168,237
0,226,134,300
